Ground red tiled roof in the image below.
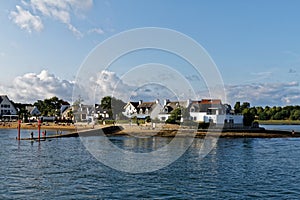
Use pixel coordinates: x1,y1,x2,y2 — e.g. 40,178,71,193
200,99,222,105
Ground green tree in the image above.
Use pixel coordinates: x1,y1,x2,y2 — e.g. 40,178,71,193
292,110,300,120
258,112,269,120
166,108,181,124
242,108,255,126
100,96,126,119
241,102,250,111
234,102,241,114
34,96,69,117
101,96,112,110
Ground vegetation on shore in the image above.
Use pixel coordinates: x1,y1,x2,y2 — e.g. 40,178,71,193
234,102,300,121
11,95,300,127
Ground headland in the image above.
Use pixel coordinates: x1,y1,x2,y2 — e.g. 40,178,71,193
3,122,299,138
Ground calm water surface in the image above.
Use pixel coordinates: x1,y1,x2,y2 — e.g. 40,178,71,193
261,124,300,132
1,128,300,199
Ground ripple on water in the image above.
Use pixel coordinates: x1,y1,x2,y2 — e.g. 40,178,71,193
1,129,300,199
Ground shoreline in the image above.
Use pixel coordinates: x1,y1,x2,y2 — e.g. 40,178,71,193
0,122,98,131
2,122,299,138
258,120,300,125
114,125,299,138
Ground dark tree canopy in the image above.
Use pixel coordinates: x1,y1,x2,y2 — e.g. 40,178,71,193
33,96,69,116
100,96,126,120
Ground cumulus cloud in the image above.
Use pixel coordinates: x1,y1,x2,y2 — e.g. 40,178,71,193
226,82,300,106
88,70,135,102
74,70,178,104
2,70,299,107
0,70,74,103
9,0,93,37
9,5,43,33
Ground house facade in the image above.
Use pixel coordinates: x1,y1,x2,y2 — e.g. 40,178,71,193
189,99,226,122
158,99,191,121
94,104,110,119
26,106,41,116
122,98,244,127
123,102,139,118
73,104,94,123
0,95,17,117
122,100,162,119
189,99,243,127
204,113,243,128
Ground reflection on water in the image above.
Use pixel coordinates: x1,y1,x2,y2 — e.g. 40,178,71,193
1,128,300,199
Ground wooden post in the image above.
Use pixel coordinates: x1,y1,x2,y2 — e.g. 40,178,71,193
17,120,21,140
38,120,41,141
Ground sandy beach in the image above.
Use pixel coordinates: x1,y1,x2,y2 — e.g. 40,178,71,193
2,122,298,138
0,121,92,131
115,124,300,138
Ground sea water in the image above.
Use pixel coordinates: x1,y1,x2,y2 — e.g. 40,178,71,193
1,128,300,199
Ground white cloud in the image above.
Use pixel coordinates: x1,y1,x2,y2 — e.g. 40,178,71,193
88,28,104,35
0,70,74,103
2,70,299,107
67,23,83,39
226,82,300,106
89,70,135,102
77,70,176,104
30,0,93,37
10,0,93,37
9,5,43,33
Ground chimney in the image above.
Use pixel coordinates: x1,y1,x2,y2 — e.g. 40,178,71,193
186,99,192,107
139,100,143,105
164,99,170,106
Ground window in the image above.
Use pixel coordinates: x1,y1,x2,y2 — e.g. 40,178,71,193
162,117,166,121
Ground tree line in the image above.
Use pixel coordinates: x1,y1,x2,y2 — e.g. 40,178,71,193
234,102,300,121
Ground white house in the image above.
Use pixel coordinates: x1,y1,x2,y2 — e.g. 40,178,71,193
123,100,162,119
26,106,41,116
189,99,243,127
123,102,139,118
94,104,110,119
189,99,225,122
136,100,162,119
204,114,244,128
158,99,191,121
73,104,94,123
0,95,17,116
60,102,70,116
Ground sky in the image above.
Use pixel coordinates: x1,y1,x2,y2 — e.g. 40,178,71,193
0,0,300,106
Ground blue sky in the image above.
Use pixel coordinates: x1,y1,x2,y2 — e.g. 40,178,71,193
0,1,299,106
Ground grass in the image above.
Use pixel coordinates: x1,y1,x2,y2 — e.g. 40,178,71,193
258,120,300,125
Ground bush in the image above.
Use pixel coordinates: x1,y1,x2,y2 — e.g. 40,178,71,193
166,118,179,124
102,119,115,125
198,122,210,129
